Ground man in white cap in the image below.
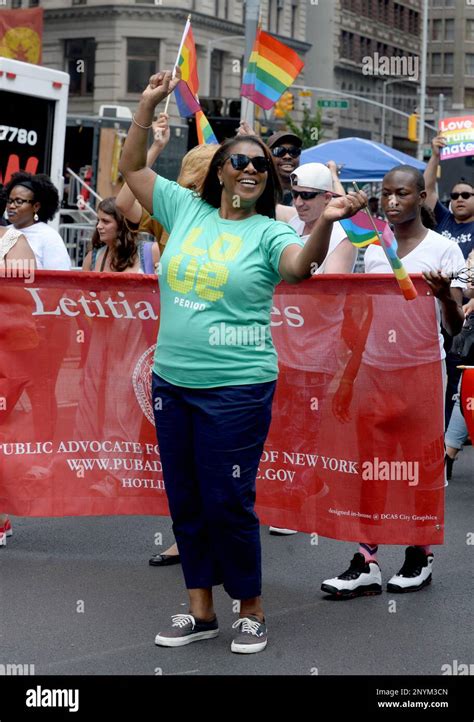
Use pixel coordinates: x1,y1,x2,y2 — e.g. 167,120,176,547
269,163,358,536
277,161,357,273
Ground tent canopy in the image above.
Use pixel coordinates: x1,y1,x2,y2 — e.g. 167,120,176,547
300,137,426,183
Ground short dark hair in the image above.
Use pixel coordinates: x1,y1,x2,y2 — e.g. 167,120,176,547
383,165,436,229
200,135,282,219
451,178,474,191
5,172,60,222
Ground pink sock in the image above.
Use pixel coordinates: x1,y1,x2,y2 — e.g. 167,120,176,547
359,543,378,562
416,545,432,556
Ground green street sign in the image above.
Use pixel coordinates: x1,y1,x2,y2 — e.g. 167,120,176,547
317,99,349,109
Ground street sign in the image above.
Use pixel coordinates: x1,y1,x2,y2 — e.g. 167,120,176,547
317,99,349,108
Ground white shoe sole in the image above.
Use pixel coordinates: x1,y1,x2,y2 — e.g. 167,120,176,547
155,629,219,647
269,528,298,535
231,639,268,654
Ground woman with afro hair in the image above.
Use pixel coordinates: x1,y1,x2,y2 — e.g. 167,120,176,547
4,172,71,270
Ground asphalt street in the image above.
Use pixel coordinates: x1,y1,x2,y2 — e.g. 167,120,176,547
1,448,473,677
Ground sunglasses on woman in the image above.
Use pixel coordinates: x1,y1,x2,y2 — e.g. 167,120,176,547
272,145,302,159
450,192,474,200
226,154,269,173
291,189,325,200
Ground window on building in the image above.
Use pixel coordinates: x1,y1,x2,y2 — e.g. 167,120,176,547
431,53,442,74
432,19,442,41
64,38,95,96
465,91,474,108
209,49,223,97
276,1,283,35
444,19,454,41
11,0,22,7
267,0,275,32
71,0,87,4
29,0,39,6
466,54,474,76
341,31,355,61
467,20,474,42
291,0,298,37
127,38,159,94
443,53,453,75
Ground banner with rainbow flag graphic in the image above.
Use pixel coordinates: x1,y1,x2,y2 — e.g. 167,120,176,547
241,28,304,110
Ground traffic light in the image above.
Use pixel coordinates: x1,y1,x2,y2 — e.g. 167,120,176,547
408,113,418,142
274,91,294,117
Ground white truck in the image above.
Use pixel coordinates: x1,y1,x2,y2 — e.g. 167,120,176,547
0,57,69,229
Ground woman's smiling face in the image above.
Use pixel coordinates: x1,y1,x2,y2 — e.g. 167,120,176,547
217,141,269,209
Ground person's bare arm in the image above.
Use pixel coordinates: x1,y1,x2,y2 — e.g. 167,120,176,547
326,161,345,196
423,135,446,211
119,70,180,215
278,191,367,283
116,113,170,224
5,234,36,265
323,238,357,274
82,251,92,271
423,273,464,336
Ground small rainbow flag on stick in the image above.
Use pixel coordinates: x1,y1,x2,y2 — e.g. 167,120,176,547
241,28,304,110
339,211,384,247
340,210,417,301
196,109,218,145
173,17,201,117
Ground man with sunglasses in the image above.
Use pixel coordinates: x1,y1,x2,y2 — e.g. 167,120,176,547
424,134,474,431
266,131,303,205
424,134,474,260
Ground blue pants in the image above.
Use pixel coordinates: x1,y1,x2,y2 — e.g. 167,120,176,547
445,380,469,450
151,372,276,600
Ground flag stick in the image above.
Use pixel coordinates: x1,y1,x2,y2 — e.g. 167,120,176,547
352,182,417,300
163,13,192,114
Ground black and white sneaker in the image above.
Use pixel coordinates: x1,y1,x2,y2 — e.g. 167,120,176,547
321,553,382,598
155,614,219,647
387,547,434,593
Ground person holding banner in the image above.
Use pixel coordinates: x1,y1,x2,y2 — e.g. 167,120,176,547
119,69,367,653
323,165,465,599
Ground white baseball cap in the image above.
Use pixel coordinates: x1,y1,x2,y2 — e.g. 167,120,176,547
290,162,333,192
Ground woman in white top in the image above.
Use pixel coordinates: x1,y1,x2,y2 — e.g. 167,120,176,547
4,172,71,271
0,224,37,546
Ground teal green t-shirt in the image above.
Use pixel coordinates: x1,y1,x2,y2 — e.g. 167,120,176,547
151,175,304,388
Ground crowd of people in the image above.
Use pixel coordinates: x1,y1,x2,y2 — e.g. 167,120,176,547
1,68,473,655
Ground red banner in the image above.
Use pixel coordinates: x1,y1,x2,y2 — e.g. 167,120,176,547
0,8,43,65
0,272,445,544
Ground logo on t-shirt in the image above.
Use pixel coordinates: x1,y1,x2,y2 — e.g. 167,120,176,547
166,228,243,303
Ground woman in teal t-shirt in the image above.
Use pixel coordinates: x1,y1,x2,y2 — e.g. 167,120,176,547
119,70,367,654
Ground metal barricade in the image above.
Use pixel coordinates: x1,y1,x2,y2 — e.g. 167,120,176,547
59,223,95,270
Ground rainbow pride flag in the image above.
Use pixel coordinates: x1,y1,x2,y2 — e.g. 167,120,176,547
241,29,304,110
340,212,417,300
174,19,201,117
196,109,218,145
339,211,385,248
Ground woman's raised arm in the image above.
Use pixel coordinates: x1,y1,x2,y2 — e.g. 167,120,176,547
119,71,180,216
